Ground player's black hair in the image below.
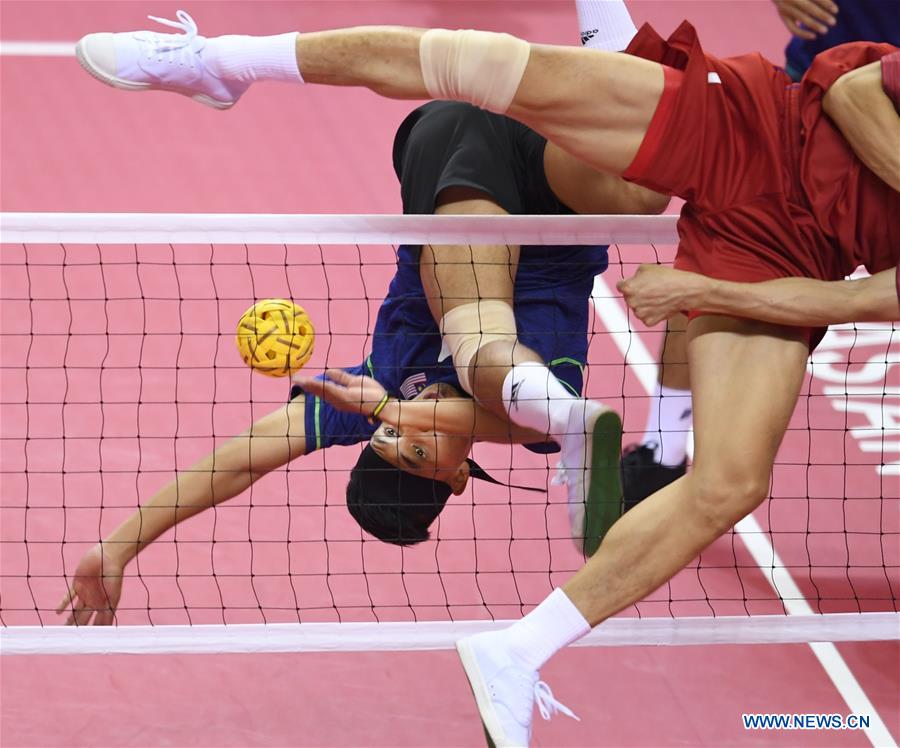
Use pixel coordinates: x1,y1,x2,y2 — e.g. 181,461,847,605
347,444,543,547
346,445,452,546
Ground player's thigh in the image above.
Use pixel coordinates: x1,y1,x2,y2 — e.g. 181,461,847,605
508,46,665,176
420,189,520,320
687,315,808,494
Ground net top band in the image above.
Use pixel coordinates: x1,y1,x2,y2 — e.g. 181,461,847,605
0,212,679,245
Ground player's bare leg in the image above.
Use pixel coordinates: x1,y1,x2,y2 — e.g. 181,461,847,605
458,316,809,746
79,17,665,177
294,29,665,175
563,316,808,621
419,191,620,556
621,313,692,508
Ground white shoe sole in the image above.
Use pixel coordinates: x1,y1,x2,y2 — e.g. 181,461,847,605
456,638,525,748
75,37,236,110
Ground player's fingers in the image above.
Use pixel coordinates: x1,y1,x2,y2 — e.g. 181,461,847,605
56,588,75,614
811,0,838,15
93,609,115,626
290,375,328,395
323,368,356,385
64,598,86,626
784,16,818,40
798,0,837,26
787,1,833,33
72,606,96,626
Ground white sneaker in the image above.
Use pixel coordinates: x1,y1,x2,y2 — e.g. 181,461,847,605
456,632,578,748
557,400,623,557
75,10,248,109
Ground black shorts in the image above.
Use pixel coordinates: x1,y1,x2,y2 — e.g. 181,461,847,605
392,101,571,216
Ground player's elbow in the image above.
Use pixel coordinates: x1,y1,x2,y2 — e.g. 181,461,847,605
214,437,279,495
850,274,900,322
822,64,872,117
822,72,851,119
620,183,670,215
640,189,670,215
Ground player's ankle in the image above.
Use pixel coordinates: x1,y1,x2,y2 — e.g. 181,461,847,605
504,588,591,672
204,33,303,84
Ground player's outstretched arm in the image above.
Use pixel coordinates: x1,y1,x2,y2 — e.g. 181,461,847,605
56,400,308,625
295,369,548,445
823,60,900,192
619,264,900,326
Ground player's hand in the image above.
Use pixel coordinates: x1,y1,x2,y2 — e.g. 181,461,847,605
773,0,837,40
56,543,124,626
292,369,389,417
617,265,707,326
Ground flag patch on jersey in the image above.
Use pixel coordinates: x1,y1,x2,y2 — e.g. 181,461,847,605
400,372,428,400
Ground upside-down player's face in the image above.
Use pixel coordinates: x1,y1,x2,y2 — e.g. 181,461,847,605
368,384,473,486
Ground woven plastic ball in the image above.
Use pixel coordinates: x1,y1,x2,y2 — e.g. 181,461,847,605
236,299,315,377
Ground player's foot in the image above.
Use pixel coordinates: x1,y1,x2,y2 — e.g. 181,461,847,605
556,400,623,557
620,442,687,510
456,631,578,748
75,10,249,110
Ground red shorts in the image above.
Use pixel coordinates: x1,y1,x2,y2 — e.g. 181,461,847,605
622,23,900,348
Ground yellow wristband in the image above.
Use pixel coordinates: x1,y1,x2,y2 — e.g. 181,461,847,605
368,393,390,424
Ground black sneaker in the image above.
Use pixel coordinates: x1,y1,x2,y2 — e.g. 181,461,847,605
621,443,687,511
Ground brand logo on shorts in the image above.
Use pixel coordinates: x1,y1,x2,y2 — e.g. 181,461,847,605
581,28,598,45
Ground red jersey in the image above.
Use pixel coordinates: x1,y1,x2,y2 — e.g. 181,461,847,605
799,43,899,277
622,22,899,344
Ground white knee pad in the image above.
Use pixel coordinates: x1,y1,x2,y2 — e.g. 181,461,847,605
438,300,518,394
419,29,531,113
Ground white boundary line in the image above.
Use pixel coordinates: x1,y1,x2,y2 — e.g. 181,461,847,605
0,41,75,56
590,273,897,748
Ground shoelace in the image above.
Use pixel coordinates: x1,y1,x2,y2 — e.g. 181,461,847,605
552,460,585,491
551,459,569,486
534,681,580,723
135,10,200,66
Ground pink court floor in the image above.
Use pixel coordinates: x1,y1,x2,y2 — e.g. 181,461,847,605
1,2,898,747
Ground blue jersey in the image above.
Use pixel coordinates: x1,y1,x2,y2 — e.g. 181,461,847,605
298,243,608,453
784,0,900,80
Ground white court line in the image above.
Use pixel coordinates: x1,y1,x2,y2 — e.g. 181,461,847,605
590,273,896,748
0,41,75,56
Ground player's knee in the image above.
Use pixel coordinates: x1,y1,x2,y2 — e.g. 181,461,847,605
440,301,517,394
466,339,520,399
690,470,769,534
420,29,531,113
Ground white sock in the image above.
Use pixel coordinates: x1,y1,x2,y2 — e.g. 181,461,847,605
502,362,577,443
204,33,303,84
642,383,693,466
577,0,638,51
505,588,591,671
